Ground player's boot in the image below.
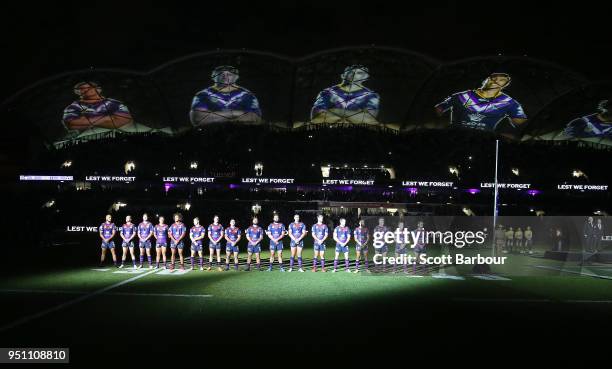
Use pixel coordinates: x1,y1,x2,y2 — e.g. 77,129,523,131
200,266,204,271
345,268,351,273
288,268,293,272
119,264,124,269
298,268,304,272
137,264,143,269
279,267,285,272
266,267,273,272
332,268,337,273
321,267,327,272
312,267,317,272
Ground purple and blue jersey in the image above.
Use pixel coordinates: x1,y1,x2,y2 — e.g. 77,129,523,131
208,224,224,243
120,223,136,239
190,225,205,246
334,226,351,246
289,222,306,246
246,225,263,245
169,222,187,242
563,114,612,138
435,90,526,131
99,222,116,239
154,224,169,244
311,223,329,245
353,226,369,245
225,226,241,245
267,222,286,246
191,86,261,117
311,85,379,119
138,221,154,239
63,98,130,127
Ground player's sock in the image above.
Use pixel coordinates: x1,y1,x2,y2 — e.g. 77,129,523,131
320,258,325,268
279,261,283,269
140,255,144,265
298,257,303,268
345,259,349,269
356,260,360,270
225,262,230,270
403,262,408,273
313,258,318,268
148,256,152,266
199,257,203,267
333,259,338,270
365,259,369,269
209,259,213,268
256,263,260,270
234,262,239,270
190,256,194,266
246,262,251,270
289,257,294,268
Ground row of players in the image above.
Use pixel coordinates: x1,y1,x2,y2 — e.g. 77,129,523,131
494,225,534,254
98,213,425,273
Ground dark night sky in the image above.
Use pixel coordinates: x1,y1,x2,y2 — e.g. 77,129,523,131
1,1,611,102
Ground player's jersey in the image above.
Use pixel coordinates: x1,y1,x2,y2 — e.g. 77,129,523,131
373,225,388,248
563,114,612,138
311,223,329,245
334,226,351,245
505,230,514,240
154,224,169,243
435,90,526,131
267,222,286,244
63,98,131,127
311,84,379,119
225,226,241,245
191,86,261,116
99,222,116,239
138,221,154,238
524,230,533,240
353,226,369,245
120,223,136,239
170,222,187,241
514,230,523,240
208,223,224,243
289,222,306,239
414,227,426,248
190,225,205,245
246,225,263,245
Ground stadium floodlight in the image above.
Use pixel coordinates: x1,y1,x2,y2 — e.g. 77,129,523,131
512,168,519,176
61,160,72,168
449,166,459,177
190,161,198,169
572,169,588,179
124,161,135,174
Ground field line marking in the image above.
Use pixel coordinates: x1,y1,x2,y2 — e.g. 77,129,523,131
0,268,159,332
0,288,213,299
533,265,612,280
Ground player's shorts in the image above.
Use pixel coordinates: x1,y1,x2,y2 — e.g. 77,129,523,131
314,243,326,252
209,241,222,250
247,244,261,254
122,241,135,248
101,241,115,249
356,244,368,252
335,244,349,253
156,241,167,248
191,243,203,252
170,241,184,249
414,245,426,254
374,245,388,254
395,246,407,255
290,240,304,248
226,244,239,253
139,240,152,249
269,242,283,252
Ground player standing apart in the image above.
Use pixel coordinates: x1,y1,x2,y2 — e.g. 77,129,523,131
207,215,224,271
288,214,307,272
119,216,137,269
99,214,118,267
373,217,389,272
153,216,169,269
311,214,329,272
524,226,533,254
245,217,264,271
353,219,370,273
189,217,206,271
137,213,155,268
333,218,351,273
413,221,427,274
169,213,187,271
393,221,408,273
505,227,514,253
514,227,524,253
224,219,241,271
266,214,286,272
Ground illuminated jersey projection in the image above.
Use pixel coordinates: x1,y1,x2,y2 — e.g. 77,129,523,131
190,65,262,126
435,73,527,132
62,82,133,132
310,65,380,124
561,99,612,138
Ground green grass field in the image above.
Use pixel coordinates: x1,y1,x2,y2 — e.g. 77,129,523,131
2,242,612,361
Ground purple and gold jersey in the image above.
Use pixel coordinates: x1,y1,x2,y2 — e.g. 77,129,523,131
190,225,205,246
435,90,526,131
191,86,261,116
563,114,612,138
99,222,116,239
225,226,241,245
138,221,154,238
267,222,286,244
311,85,379,119
170,222,187,240
120,223,136,239
334,226,351,245
154,224,169,243
289,222,306,238
246,225,263,245
311,223,329,245
208,224,224,243
63,98,130,127
353,226,369,245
